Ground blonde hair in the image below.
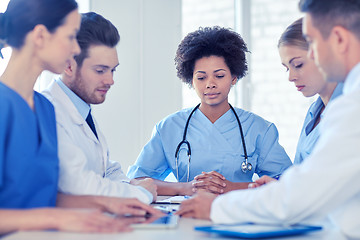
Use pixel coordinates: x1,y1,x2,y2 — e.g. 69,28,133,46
278,18,308,50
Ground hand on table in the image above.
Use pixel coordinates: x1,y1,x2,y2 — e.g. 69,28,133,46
98,197,164,217
175,190,217,220
56,193,163,217
51,208,140,233
130,178,158,202
248,175,277,188
192,171,228,194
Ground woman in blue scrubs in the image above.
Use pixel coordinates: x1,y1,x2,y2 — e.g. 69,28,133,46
249,18,343,188
128,26,292,196
0,0,158,234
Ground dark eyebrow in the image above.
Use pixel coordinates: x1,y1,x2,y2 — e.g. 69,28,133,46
94,65,110,69
289,57,301,64
194,69,227,74
94,63,119,69
112,63,119,70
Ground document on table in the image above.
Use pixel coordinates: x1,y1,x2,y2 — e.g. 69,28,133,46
155,195,190,204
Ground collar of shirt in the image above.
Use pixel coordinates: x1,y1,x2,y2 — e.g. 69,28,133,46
305,82,343,135
343,62,360,95
323,82,343,118
56,78,90,120
305,97,324,135
309,96,324,120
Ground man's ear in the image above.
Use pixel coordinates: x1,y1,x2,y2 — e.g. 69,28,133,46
331,26,349,54
63,58,77,77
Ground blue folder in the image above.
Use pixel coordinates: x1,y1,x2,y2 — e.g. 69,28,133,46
194,222,322,239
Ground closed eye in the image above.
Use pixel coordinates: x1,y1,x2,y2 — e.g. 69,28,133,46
295,63,303,69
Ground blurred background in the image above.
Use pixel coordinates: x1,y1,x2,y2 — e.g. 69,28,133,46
0,0,313,176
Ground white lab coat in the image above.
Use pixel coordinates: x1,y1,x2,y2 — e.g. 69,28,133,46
210,63,360,238
42,80,152,203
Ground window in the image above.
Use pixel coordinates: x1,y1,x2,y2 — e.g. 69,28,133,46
0,0,10,77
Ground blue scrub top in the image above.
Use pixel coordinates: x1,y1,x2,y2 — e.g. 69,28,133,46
128,106,292,182
0,83,59,208
294,83,343,164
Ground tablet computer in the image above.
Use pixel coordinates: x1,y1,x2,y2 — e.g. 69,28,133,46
194,222,322,239
131,214,179,229
155,195,189,204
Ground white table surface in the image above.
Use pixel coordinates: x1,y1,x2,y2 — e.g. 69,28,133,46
1,197,349,240
2,217,349,240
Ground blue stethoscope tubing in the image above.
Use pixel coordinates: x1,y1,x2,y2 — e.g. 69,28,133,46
174,103,252,182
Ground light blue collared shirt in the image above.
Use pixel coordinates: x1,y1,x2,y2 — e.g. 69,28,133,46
56,78,90,119
294,83,343,164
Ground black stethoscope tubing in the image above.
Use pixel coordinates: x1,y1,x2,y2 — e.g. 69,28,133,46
174,103,251,181
229,104,248,162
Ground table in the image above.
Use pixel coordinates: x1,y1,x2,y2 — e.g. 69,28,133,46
1,197,349,240
2,217,348,240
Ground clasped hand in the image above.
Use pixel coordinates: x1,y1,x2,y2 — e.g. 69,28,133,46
192,171,230,194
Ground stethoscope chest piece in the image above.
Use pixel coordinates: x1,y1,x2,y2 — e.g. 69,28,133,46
241,160,252,173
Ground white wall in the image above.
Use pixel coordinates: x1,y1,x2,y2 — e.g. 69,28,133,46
90,0,182,172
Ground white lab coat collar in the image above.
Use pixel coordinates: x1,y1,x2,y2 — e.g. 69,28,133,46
44,80,99,143
55,78,90,120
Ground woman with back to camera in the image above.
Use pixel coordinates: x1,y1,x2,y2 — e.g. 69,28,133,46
249,18,343,188
0,0,159,235
128,26,292,196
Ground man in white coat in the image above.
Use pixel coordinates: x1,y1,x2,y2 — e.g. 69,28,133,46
42,12,157,203
177,0,360,238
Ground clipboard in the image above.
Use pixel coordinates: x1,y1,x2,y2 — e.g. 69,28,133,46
194,222,322,239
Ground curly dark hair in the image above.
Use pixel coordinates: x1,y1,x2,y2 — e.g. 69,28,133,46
174,26,249,87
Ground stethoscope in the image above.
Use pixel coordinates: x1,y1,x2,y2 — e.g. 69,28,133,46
174,103,252,182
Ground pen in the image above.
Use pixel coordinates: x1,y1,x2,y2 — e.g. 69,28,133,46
154,205,174,214
273,175,281,180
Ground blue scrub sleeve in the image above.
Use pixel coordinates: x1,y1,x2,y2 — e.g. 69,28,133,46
255,123,292,177
128,125,172,180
